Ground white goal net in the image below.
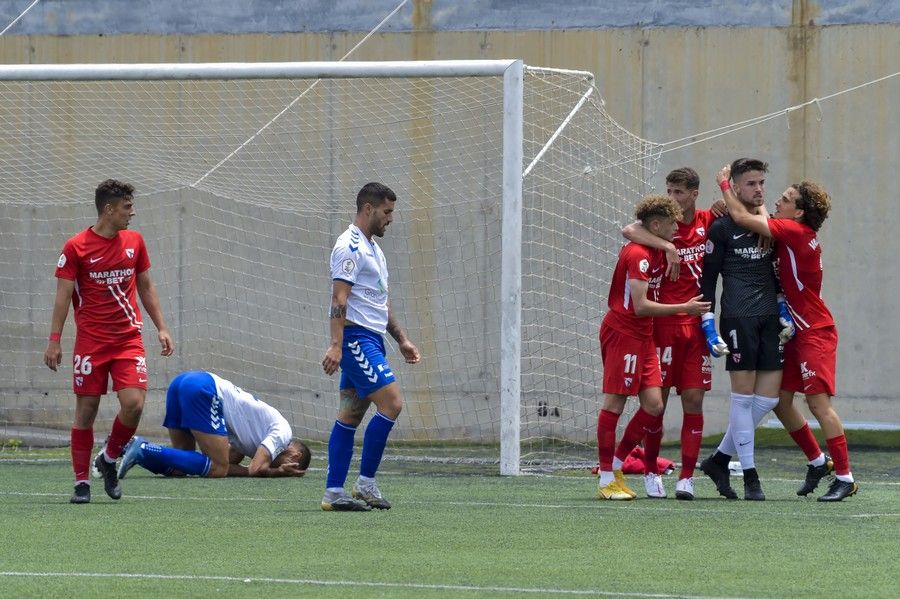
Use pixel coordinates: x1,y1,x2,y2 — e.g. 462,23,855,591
0,61,660,472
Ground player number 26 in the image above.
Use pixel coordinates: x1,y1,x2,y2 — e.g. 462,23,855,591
73,354,93,375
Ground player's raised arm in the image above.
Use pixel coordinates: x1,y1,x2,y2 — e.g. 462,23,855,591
630,278,709,317
44,277,75,371
717,164,771,238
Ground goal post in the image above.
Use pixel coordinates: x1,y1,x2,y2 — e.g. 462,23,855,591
0,60,659,473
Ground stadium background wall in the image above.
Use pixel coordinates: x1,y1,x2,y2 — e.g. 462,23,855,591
0,0,897,438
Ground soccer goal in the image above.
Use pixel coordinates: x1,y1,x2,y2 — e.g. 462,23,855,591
0,60,660,473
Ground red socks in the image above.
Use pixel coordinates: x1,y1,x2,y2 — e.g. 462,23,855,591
789,422,823,461
641,415,665,475
71,427,93,482
680,413,704,479
826,434,851,476
597,410,620,471
104,416,137,460
614,408,658,463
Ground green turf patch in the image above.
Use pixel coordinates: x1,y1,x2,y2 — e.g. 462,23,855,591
0,447,897,598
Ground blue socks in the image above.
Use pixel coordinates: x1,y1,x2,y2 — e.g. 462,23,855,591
325,413,396,490
360,412,395,478
326,420,357,490
139,441,211,477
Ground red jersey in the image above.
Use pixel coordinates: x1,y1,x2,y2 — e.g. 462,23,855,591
767,218,834,331
656,209,717,325
55,227,151,345
603,242,665,340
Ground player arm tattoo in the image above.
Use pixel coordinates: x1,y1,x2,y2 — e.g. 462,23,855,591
329,304,347,319
386,303,408,344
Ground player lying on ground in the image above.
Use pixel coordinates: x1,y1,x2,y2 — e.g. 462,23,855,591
117,370,309,479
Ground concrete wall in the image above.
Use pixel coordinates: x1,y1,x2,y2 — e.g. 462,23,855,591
0,5,897,443
0,0,897,34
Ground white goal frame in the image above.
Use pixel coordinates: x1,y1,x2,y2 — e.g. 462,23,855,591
0,59,527,474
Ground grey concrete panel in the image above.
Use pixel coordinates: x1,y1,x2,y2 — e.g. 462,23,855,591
0,1,898,36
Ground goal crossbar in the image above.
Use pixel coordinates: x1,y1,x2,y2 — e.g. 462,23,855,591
0,60,519,81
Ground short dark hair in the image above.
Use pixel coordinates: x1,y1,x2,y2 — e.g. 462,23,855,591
356,182,397,213
730,158,768,181
95,179,135,215
665,167,700,190
791,181,831,232
295,439,311,471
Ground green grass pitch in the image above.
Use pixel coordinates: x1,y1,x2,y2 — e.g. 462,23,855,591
0,443,897,598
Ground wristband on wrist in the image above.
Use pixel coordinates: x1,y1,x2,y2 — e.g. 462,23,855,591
718,179,731,192
48,332,62,342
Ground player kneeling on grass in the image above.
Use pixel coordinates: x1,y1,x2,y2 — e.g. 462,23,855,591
117,371,310,479
596,195,710,501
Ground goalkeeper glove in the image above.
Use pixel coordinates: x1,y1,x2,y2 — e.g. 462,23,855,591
701,312,729,358
777,294,796,345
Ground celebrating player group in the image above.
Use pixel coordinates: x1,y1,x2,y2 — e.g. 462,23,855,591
596,160,858,503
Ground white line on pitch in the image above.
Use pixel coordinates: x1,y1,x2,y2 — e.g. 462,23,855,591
0,571,749,598
1,491,896,520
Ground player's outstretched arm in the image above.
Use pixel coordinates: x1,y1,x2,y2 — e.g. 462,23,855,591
631,279,710,318
136,270,174,356
717,165,771,238
387,303,420,364
44,278,75,371
622,221,680,281
323,280,352,375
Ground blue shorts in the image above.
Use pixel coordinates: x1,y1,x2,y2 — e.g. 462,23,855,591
162,371,228,436
339,326,395,398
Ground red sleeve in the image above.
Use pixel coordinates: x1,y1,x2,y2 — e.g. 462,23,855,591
623,244,652,283
767,218,804,243
54,239,79,281
697,209,717,229
135,234,151,273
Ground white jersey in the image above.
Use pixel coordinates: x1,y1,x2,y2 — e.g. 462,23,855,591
208,372,292,461
329,224,389,334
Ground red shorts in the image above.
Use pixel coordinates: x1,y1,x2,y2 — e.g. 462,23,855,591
653,323,712,394
72,336,147,396
599,324,661,396
782,326,837,396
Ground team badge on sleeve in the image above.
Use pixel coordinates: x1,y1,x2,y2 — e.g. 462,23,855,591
639,259,649,273
342,259,355,275
705,240,714,254
57,254,66,268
